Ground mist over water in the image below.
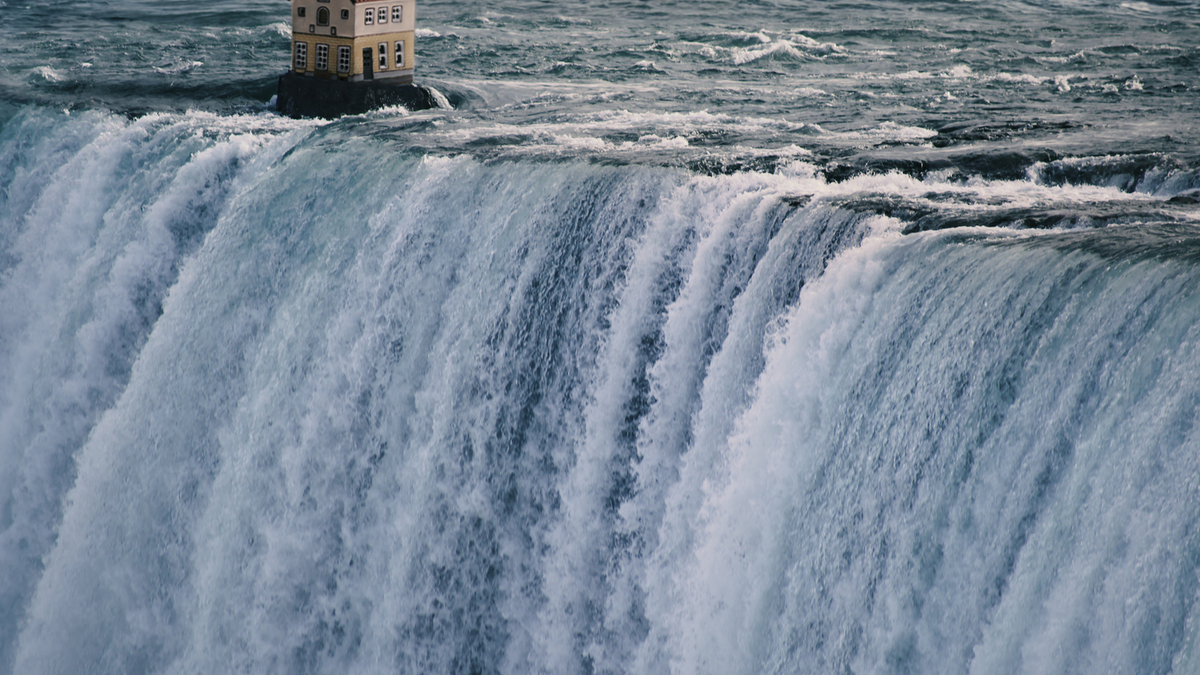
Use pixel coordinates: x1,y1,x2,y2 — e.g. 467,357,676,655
2,1,1200,674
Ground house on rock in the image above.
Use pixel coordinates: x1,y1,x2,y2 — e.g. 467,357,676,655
278,0,438,117
291,0,415,83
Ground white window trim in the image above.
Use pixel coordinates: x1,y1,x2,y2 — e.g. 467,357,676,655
337,45,351,72
294,41,307,70
364,8,374,24
394,40,405,67
377,5,387,23
315,43,329,71
392,5,402,22
378,42,388,69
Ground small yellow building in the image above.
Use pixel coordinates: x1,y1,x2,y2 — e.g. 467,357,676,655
291,0,415,84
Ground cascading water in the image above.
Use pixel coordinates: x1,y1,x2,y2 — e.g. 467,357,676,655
3,0,1200,671
2,104,1198,675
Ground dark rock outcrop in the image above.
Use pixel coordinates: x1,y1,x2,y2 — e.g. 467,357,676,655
276,70,439,119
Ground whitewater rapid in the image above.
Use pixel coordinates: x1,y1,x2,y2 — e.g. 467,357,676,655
2,107,1199,675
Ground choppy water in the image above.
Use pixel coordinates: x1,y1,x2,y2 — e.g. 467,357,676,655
2,1,1200,674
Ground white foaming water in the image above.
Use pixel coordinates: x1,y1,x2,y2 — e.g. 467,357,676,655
1,106,1199,675
675,225,1200,674
0,108,312,672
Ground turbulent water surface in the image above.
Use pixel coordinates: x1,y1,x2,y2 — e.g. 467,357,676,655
2,1,1200,674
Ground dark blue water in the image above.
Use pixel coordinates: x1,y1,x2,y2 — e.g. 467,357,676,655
2,1,1200,673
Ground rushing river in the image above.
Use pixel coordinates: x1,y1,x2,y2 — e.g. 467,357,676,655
2,1,1200,673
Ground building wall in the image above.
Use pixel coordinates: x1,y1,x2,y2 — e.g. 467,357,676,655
291,35,355,79
293,32,414,82
350,31,415,82
353,0,416,37
291,0,415,39
291,0,416,81
292,0,355,39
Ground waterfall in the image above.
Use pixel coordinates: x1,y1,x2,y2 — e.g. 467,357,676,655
2,107,1198,675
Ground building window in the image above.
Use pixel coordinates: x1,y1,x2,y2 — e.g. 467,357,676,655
294,41,307,70
309,24,315,33
394,40,405,67
392,5,402,21
341,9,349,19
330,26,336,35
337,45,351,72
377,6,387,23
316,6,329,25
315,43,329,71
297,6,306,17
378,43,388,69
364,8,374,24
